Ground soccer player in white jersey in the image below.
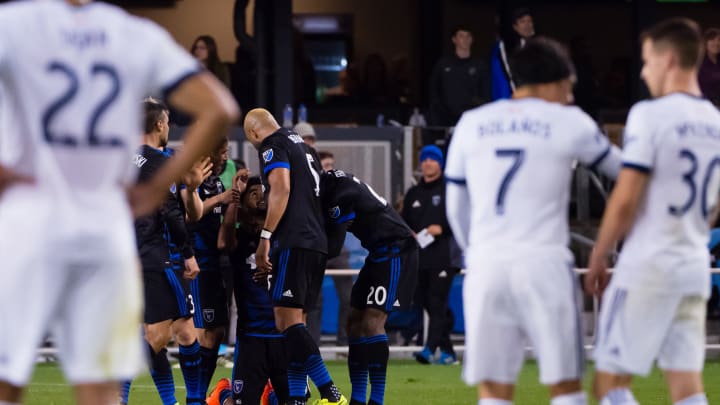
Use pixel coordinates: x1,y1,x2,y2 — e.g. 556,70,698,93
0,1,239,404
586,18,720,405
445,37,622,405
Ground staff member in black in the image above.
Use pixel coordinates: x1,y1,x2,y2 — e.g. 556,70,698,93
243,108,346,405
402,145,459,365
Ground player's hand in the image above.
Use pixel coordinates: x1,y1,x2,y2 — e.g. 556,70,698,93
0,164,34,197
255,238,272,273
427,224,443,236
127,182,166,218
182,157,213,190
253,268,271,282
233,169,250,193
184,256,200,280
231,189,243,205
218,188,234,205
585,249,611,297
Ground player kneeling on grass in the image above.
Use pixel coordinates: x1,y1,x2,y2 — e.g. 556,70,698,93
207,174,292,405
321,170,418,405
445,37,622,405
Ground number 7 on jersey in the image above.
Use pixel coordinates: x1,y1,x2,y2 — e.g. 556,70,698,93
495,149,525,215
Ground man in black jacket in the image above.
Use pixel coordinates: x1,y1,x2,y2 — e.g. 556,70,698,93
402,145,459,365
429,25,490,126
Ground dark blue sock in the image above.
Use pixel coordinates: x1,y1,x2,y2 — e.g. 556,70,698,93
147,345,177,405
366,335,389,405
179,340,203,404
348,337,368,404
120,380,131,404
199,345,219,397
284,323,341,402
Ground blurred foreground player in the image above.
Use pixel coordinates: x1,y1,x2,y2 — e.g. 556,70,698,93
445,37,621,405
321,170,418,405
243,109,346,405
0,1,238,404
587,18,720,405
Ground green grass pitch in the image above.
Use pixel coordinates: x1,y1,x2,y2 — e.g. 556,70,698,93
22,360,720,404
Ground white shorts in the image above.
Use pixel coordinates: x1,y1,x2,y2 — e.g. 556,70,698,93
0,186,144,386
462,249,584,386
594,282,706,376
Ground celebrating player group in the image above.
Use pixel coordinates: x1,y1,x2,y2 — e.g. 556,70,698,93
0,0,718,404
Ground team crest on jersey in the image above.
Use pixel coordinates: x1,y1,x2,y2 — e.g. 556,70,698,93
329,206,341,219
432,195,441,206
263,149,274,163
233,379,244,394
203,309,215,323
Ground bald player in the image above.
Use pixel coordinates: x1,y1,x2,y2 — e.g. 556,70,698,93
244,109,346,405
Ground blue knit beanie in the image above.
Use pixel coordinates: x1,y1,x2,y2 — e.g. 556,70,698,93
419,145,444,167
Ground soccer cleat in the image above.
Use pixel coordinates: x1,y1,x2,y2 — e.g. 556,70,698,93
206,377,231,405
412,347,433,364
434,351,459,365
311,395,348,405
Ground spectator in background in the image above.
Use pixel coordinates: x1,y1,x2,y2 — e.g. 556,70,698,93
700,27,720,105
490,7,535,100
429,26,490,127
294,121,317,150
318,151,353,347
323,64,362,105
403,145,459,365
192,35,231,88
362,53,391,105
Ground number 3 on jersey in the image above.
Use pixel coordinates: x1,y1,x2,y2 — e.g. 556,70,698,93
42,61,123,147
669,149,720,218
495,149,525,215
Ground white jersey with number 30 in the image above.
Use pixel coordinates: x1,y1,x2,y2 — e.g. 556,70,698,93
0,0,198,213
614,94,720,296
445,98,620,257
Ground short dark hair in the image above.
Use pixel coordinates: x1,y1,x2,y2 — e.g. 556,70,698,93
241,176,262,201
641,18,703,69
510,37,575,87
451,25,472,37
511,7,532,24
318,151,334,160
705,27,720,41
143,99,168,134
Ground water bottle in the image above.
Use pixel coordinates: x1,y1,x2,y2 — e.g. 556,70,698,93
376,113,384,128
282,104,293,128
298,104,308,123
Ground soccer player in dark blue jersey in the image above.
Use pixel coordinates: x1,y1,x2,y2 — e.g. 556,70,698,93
321,170,418,405
125,100,206,405
244,109,346,405
187,137,236,398
206,175,291,405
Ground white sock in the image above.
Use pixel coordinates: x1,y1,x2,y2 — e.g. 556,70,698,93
675,393,708,405
479,399,512,405
600,388,639,405
551,391,587,405
0,401,21,405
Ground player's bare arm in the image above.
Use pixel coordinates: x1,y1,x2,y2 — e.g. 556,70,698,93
586,168,650,295
0,164,34,197
255,167,291,272
181,157,213,222
131,72,239,217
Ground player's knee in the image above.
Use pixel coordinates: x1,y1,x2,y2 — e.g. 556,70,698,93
172,321,197,345
479,381,514,400
0,381,23,402
664,371,704,404
346,310,364,337
361,310,387,336
549,379,582,398
144,324,172,350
